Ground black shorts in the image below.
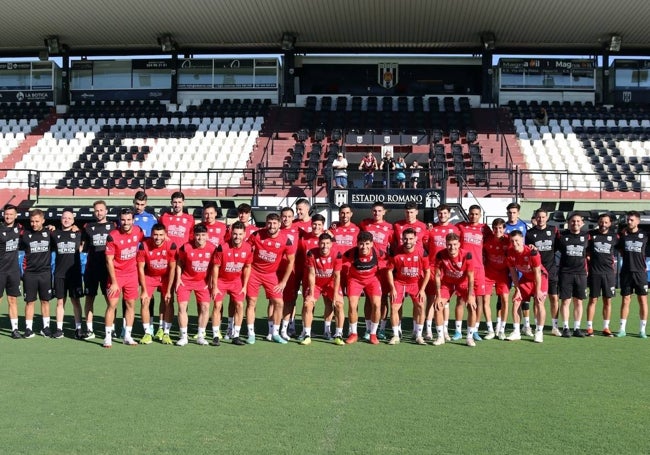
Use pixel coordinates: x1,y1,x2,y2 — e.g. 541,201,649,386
559,273,587,300
23,271,53,302
0,269,21,297
84,263,108,297
620,271,648,296
588,273,616,299
54,274,84,300
547,266,559,296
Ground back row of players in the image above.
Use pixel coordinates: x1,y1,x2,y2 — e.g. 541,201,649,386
0,191,645,347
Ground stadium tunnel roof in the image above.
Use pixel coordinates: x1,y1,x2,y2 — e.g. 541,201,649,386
2,0,650,56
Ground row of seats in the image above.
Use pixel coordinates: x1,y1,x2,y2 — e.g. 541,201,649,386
507,100,650,122
305,95,472,112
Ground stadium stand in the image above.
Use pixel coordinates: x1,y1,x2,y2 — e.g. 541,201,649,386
0,99,265,193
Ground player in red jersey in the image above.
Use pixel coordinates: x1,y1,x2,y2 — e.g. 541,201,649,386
388,201,429,338
197,202,227,248
103,208,145,348
506,230,548,343
210,221,252,346
246,213,295,344
483,218,511,340
359,201,393,340
343,231,385,345
286,214,327,339
455,204,490,342
291,198,313,235
220,204,258,339
424,204,460,341
157,191,194,339
137,223,177,345
175,224,215,346
328,204,360,252
431,232,477,346
392,202,429,254
301,233,344,345
273,207,301,339
233,203,259,241
386,228,430,345
160,191,194,251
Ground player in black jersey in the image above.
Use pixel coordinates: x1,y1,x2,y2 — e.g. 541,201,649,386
615,211,648,338
20,209,53,338
556,213,589,338
80,200,115,339
526,209,560,335
586,213,618,337
52,209,84,339
0,204,23,338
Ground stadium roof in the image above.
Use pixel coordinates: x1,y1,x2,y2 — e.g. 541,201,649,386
3,0,650,56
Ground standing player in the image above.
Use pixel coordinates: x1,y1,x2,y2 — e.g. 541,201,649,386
199,202,228,248
616,210,648,338
506,230,548,343
274,207,300,339
103,208,145,348
210,221,252,346
126,191,157,338
81,200,115,340
291,214,327,339
160,191,194,247
328,204,360,251
424,204,459,341
483,218,511,340
392,202,429,253
359,202,394,340
158,191,193,340
245,213,295,344
504,202,528,235
132,190,157,237
503,202,528,334
455,205,490,341
231,203,259,240
431,233,476,347
51,209,84,339
526,208,560,336
175,224,215,346
343,231,385,345
386,228,430,345
137,223,177,345
292,198,313,234
20,209,53,338
301,233,344,345
586,213,617,337
556,213,588,338
0,204,23,338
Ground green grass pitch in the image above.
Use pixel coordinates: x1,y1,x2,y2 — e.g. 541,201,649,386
1,293,648,454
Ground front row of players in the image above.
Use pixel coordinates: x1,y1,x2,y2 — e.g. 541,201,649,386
1,201,646,346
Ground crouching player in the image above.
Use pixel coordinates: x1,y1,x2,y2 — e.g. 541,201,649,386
175,224,215,346
506,230,548,343
386,228,430,345
300,233,344,345
210,221,252,346
344,231,385,344
432,233,477,347
137,223,177,345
